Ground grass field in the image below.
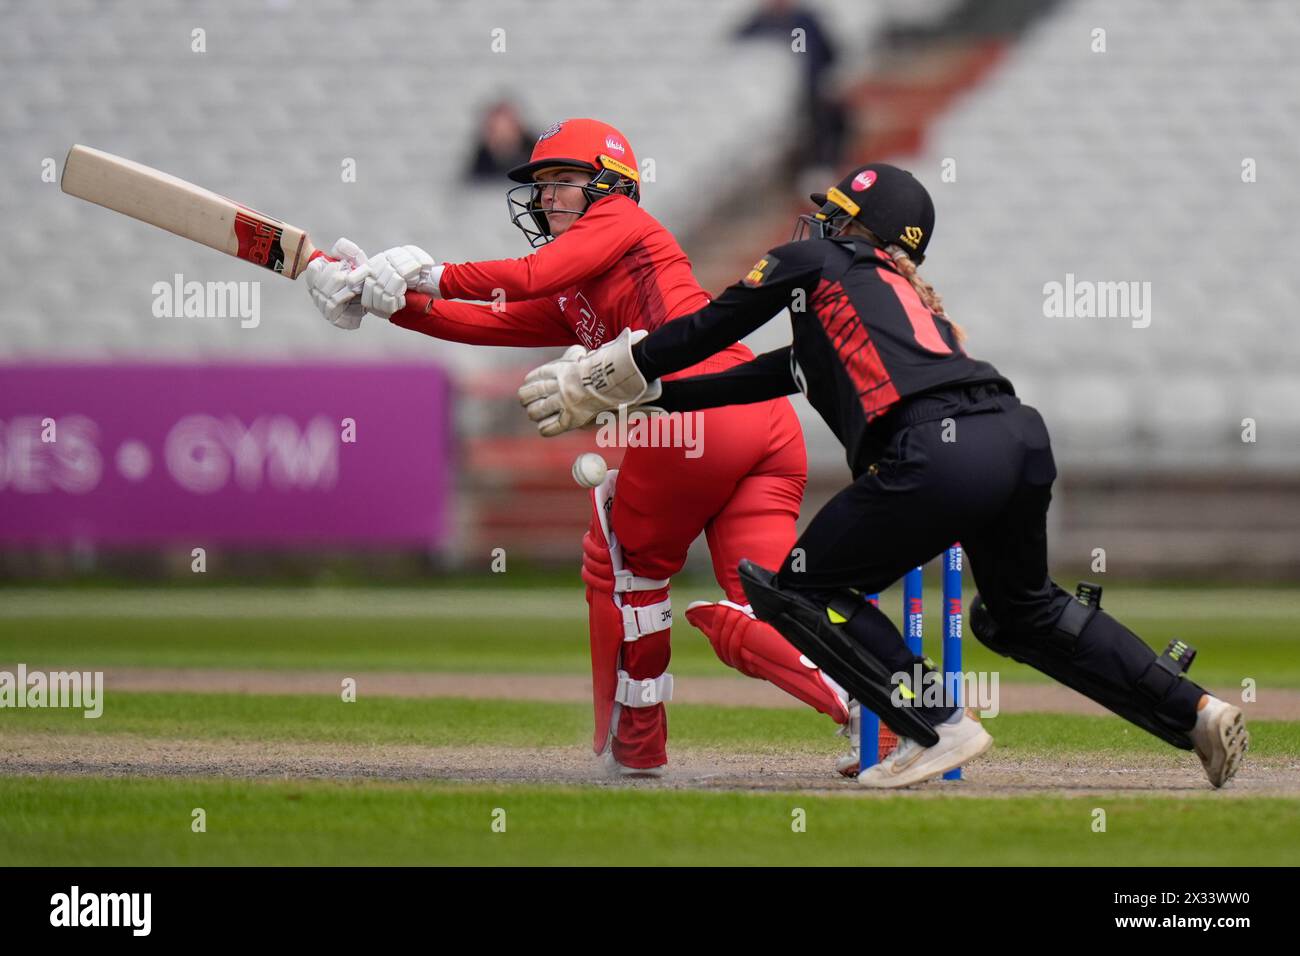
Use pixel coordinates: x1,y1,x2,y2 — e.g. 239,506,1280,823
3,585,1297,685
1,584,1297,866
4,777,1296,866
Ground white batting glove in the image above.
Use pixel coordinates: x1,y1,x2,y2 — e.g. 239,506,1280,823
360,245,442,319
517,329,663,437
304,238,370,330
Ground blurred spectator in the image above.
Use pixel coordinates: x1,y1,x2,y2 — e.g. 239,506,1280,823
466,100,537,181
735,0,847,174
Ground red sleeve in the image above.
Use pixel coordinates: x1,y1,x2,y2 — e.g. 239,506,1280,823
438,196,642,301
389,293,577,348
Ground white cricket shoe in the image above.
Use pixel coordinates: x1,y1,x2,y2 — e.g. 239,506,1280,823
1191,696,1248,788
601,751,666,779
857,709,992,789
834,702,861,777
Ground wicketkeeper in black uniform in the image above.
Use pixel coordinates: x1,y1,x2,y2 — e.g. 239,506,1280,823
519,163,1249,789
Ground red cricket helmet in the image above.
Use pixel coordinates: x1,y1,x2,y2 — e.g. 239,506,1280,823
506,118,641,246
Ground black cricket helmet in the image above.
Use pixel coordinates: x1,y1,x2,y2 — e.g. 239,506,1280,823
794,163,935,263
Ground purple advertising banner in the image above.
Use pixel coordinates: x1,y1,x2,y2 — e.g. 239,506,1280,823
0,364,453,545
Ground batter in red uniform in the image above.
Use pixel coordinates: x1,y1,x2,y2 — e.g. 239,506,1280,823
306,119,848,774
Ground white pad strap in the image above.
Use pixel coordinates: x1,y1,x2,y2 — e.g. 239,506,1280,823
718,599,755,618
621,597,673,641
614,569,671,593
615,670,674,707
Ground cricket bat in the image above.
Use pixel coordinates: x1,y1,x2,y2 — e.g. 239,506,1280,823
60,144,328,278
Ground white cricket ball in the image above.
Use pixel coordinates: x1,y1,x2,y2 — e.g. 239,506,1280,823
572,452,608,489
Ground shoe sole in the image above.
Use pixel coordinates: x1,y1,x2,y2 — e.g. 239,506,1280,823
605,763,666,779
857,728,993,789
600,751,667,779
1206,707,1249,788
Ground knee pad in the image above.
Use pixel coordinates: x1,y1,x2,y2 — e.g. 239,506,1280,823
686,599,849,723
970,583,1201,749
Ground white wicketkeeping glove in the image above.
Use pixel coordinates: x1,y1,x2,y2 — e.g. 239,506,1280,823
359,245,442,319
304,238,370,330
517,328,663,437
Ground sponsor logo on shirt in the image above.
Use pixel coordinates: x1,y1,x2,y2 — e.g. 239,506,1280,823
571,291,606,349
742,253,780,288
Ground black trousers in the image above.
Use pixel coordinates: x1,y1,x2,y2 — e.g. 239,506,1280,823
778,389,1058,609
776,389,1203,731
